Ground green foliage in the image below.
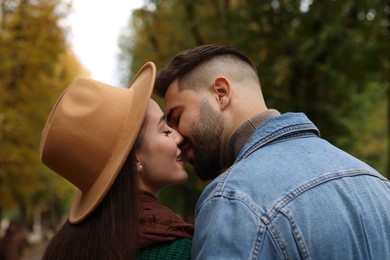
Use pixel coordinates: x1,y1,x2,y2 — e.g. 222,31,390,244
337,81,389,174
0,0,85,224
119,0,389,218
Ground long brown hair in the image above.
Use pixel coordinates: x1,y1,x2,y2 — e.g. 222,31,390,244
42,118,148,260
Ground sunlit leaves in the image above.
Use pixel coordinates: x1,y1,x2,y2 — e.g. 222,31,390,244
0,0,85,223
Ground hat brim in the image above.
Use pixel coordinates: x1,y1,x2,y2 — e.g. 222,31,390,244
68,62,156,224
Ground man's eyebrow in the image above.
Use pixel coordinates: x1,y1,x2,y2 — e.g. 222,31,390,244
165,107,176,124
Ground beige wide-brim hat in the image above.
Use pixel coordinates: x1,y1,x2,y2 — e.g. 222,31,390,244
40,62,156,224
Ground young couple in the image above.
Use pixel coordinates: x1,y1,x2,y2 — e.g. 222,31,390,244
41,45,390,259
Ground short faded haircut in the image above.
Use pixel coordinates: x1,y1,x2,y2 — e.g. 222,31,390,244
154,44,260,97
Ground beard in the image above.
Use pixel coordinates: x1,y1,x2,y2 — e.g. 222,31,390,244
192,100,224,181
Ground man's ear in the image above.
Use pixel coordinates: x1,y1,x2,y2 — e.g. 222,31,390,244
212,77,231,110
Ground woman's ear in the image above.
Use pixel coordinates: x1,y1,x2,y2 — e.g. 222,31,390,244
134,153,143,172
212,77,231,110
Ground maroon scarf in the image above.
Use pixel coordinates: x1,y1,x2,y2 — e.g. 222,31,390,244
138,191,194,249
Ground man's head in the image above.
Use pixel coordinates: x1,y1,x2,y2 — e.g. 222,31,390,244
154,44,259,97
155,45,267,180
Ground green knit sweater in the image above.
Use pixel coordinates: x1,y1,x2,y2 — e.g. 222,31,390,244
138,238,192,260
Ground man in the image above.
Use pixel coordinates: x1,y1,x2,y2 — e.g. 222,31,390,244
154,44,390,259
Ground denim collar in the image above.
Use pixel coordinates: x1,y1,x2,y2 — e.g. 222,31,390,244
236,112,320,162
223,109,281,168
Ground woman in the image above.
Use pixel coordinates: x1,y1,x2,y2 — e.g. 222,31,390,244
40,62,193,259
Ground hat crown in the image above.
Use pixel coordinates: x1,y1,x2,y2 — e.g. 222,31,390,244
41,79,131,191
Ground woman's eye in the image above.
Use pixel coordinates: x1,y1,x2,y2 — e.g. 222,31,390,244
163,130,173,136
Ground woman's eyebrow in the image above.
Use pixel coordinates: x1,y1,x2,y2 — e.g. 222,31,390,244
158,114,166,126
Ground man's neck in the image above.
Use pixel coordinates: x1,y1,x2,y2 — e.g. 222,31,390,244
223,109,281,168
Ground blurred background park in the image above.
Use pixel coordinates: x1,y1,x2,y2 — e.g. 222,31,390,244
0,0,388,258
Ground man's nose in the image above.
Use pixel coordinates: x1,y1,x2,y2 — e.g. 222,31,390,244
172,129,184,145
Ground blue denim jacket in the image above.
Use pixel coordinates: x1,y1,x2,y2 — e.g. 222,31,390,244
192,113,390,259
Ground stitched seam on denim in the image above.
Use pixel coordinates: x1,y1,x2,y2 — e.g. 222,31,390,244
200,191,265,259
279,208,309,260
216,167,233,191
211,190,262,217
250,225,266,260
265,131,318,146
263,169,385,224
267,223,289,259
207,190,302,258
195,167,235,214
238,123,319,161
243,123,317,156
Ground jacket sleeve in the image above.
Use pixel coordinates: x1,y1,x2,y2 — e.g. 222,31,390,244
191,195,282,259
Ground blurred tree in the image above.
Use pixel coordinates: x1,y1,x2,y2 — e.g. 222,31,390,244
0,0,85,226
119,0,389,218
